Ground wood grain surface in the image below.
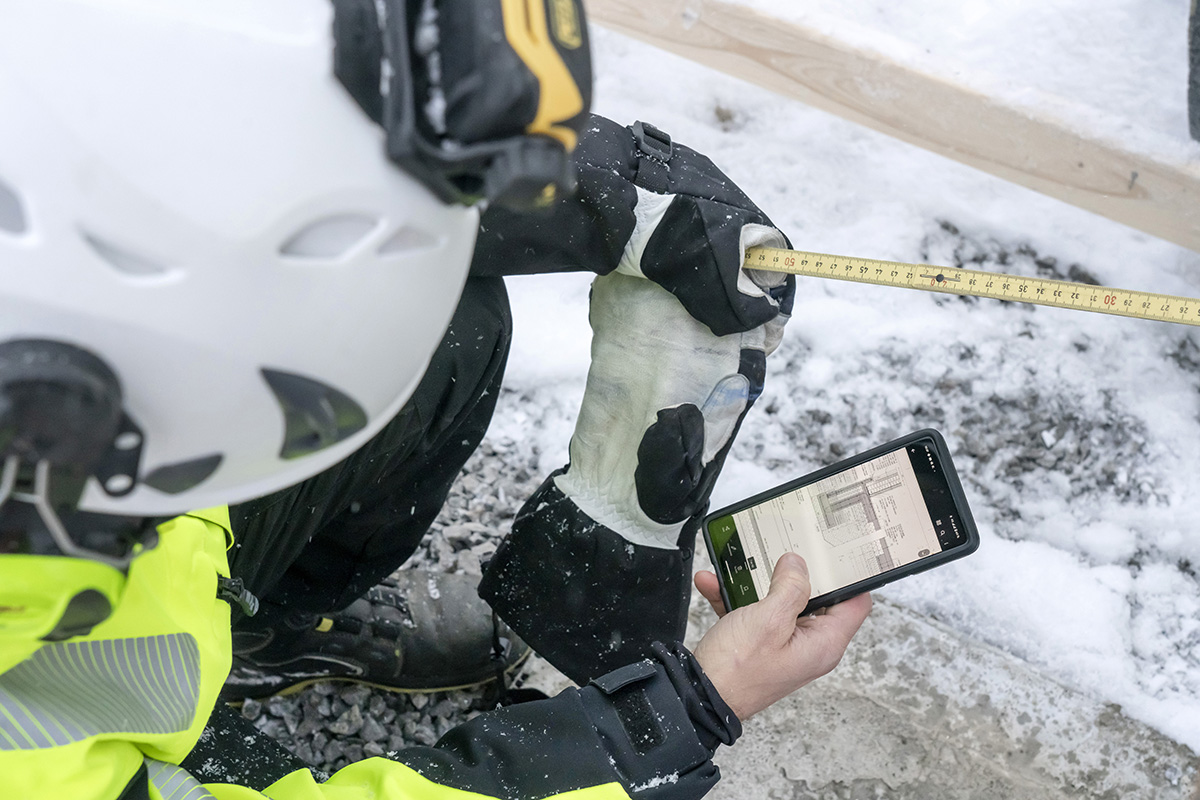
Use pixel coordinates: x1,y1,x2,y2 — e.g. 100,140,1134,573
589,0,1200,253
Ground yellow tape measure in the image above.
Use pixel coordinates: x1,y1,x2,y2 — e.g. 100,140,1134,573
746,246,1200,327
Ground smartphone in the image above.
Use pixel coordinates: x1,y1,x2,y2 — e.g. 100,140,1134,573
702,429,979,614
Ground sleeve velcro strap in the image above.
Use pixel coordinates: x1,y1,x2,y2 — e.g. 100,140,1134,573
590,659,666,756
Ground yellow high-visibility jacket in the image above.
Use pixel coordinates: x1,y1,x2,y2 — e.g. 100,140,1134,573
1,511,733,800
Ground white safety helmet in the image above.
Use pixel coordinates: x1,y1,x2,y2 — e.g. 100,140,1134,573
0,0,485,516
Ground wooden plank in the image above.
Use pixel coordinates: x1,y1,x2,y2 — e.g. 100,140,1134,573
588,0,1200,253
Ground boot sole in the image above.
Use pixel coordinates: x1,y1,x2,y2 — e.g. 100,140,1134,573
224,644,532,702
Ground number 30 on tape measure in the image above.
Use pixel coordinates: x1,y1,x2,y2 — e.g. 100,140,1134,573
745,246,1200,328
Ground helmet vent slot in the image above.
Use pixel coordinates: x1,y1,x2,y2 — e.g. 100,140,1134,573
82,231,172,277
143,453,223,495
280,214,378,260
0,176,27,235
261,368,367,459
377,226,441,256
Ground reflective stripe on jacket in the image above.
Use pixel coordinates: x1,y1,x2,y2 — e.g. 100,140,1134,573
1,510,233,799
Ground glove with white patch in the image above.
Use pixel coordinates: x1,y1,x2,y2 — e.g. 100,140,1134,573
478,117,794,683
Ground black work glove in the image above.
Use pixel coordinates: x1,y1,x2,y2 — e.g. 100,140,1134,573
478,116,795,683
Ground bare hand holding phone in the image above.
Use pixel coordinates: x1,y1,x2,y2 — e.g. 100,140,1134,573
692,553,872,721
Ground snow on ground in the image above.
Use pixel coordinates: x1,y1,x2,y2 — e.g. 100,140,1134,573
493,14,1200,753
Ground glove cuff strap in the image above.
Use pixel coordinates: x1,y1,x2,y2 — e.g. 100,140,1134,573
630,121,673,193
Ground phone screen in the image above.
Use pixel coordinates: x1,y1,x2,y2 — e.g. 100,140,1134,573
707,439,972,608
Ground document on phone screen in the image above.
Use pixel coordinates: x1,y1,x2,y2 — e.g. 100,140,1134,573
732,450,941,598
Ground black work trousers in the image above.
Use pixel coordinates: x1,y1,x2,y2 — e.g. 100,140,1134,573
226,276,512,621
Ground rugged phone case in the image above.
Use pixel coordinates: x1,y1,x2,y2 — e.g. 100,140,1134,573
702,428,981,614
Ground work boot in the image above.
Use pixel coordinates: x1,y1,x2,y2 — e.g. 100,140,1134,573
221,570,529,700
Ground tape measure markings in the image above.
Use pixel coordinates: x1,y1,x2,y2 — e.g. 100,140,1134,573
745,246,1200,328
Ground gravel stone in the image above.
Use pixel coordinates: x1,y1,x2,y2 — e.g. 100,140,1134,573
292,741,315,765
257,718,286,740
340,685,371,707
328,705,363,737
412,723,438,746
360,715,388,743
324,739,345,765
240,697,262,721
431,699,459,719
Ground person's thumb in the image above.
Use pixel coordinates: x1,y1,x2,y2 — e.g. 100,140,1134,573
761,552,813,622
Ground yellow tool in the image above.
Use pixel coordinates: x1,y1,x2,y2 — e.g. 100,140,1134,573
747,246,1200,327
